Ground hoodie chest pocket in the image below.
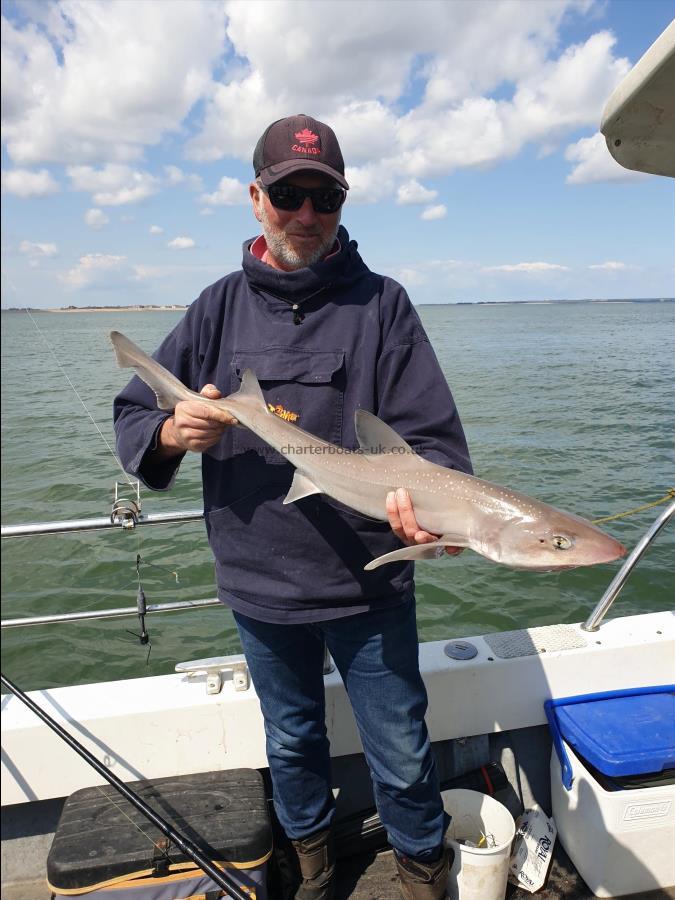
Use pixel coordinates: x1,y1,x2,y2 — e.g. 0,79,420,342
231,348,345,464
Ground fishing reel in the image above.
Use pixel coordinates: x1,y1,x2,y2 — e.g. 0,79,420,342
111,480,141,529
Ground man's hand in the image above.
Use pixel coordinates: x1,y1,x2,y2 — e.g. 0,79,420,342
154,385,238,459
386,488,464,557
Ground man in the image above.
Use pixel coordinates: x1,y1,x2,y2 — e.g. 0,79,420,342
114,114,472,900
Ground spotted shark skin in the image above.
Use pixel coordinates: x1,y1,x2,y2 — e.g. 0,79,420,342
111,330,626,571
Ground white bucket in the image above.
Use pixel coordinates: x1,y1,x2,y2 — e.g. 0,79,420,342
443,789,516,900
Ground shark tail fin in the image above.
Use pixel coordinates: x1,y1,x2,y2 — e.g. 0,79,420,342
110,330,195,410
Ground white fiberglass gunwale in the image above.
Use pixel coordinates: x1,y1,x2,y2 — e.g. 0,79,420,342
601,19,675,177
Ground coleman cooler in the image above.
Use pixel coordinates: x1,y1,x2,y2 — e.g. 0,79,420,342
546,685,675,898
47,769,272,899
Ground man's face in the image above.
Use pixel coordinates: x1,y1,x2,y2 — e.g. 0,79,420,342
250,172,342,271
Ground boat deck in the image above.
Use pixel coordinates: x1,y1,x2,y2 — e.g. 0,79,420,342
3,822,674,899
334,845,675,899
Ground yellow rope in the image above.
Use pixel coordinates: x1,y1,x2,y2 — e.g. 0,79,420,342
592,488,675,525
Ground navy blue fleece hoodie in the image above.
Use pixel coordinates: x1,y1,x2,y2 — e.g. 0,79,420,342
113,226,472,623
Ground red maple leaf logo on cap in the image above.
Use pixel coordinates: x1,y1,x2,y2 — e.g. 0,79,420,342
294,129,319,145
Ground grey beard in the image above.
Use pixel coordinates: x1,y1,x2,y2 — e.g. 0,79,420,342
258,206,340,270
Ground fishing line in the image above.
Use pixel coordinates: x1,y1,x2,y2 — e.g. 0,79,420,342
127,555,180,663
24,309,136,488
90,783,177,869
25,310,155,655
592,488,675,524
137,554,180,584
0,673,251,900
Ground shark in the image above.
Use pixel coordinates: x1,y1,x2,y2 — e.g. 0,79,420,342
110,331,626,571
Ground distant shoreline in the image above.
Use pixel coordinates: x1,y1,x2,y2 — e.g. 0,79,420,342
2,305,191,313
1,298,673,313
421,297,675,307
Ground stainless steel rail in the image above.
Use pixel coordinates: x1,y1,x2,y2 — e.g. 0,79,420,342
1,508,214,630
4,504,672,631
582,499,675,632
1,508,204,537
1,597,221,629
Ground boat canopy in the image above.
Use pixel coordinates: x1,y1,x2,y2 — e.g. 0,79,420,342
601,20,675,178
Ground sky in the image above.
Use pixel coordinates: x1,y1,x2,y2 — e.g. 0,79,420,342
1,0,673,308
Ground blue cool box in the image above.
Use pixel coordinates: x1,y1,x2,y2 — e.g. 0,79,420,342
545,685,675,790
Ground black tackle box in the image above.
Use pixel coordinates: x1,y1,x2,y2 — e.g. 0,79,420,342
47,769,272,899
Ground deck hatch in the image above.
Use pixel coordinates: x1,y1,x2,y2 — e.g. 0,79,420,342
483,624,587,659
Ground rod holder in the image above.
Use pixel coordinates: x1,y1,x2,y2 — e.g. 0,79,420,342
110,481,141,529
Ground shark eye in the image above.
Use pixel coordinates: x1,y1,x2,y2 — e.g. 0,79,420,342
552,535,572,550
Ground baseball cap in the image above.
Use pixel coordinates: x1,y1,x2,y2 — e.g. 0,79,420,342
253,114,349,190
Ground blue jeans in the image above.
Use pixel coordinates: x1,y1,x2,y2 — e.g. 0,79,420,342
233,597,445,861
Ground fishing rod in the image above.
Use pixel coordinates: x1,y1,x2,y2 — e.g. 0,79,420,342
0,673,251,900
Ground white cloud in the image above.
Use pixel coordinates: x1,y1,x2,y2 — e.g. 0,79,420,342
19,240,58,267
186,70,279,164
134,263,225,281
483,262,570,272
394,32,630,180
149,225,164,235
503,31,630,147
420,204,447,221
60,253,130,289
392,257,474,287
1,1,636,207
164,165,203,191
396,180,438,205
395,267,429,287
167,236,196,250
84,208,109,229
19,240,57,256
343,162,397,205
1,168,59,197
188,0,625,192
329,101,400,166
588,260,638,271
200,176,249,206
565,132,649,184
2,1,227,165
67,165,160,205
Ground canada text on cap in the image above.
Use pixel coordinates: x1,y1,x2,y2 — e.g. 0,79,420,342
253,114,349,189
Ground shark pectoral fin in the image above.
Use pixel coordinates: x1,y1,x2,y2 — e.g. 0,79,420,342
364,536,470,571
283,471,322,505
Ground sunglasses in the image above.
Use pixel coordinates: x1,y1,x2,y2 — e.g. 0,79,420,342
261,183,346,214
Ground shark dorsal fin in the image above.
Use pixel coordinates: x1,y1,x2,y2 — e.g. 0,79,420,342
235,368,269,411
355,409,415,455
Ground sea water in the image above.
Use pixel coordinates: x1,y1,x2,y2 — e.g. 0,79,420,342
1,301,673,690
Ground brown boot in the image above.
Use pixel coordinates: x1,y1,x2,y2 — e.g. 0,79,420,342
291,828,335,900
394,848,450,900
